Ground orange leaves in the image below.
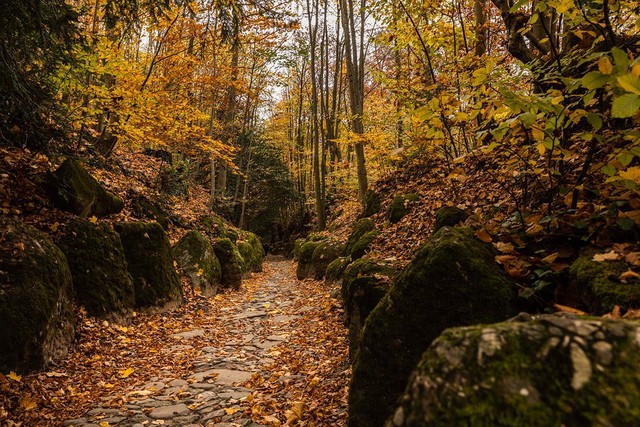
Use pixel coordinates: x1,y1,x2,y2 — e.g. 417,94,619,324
475,228,493,243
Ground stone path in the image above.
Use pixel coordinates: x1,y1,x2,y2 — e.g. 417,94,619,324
63,258,320,427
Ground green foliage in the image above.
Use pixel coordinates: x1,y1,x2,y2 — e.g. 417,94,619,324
0,0,80,147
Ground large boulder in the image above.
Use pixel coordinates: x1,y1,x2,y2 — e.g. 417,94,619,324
363,190,381,217
296,240,324,280
173,231,221,297
388,193,420,224
311,240,343,279
114,221,182,309
344,219,375,257
237,231,265,273
47,159,123,218
212,238,243,290
389,314,640,427
325,257,350,284
0,218,74,372
57,220,135,319
434,206,468,231
341,258,396,361
568,251,640,315
348,227,517,427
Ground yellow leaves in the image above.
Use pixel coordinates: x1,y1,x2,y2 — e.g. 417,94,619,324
285,401,306,424
49,221,60,232
19,394,37,411
89,216,98,224
598,56,613,75
225,407,242,415
7,371,22,382
118,368,134,379
100,422,111,427
593,250,620,262
620,167,640,184
541,252,559,265
262,415,282,426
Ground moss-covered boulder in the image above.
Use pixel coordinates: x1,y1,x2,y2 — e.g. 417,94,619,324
363,190,381,217
57,220,135,318
568,253,640,314
202,214,239,243
388,193,420,224
311,240,344,279
114,221,182,309
342,258,396,362
351,230,379,260
389,314,640,427
173,231,221,297
293,237,306,260
344,219,375,257
212,238,243,290
130,194,169,230
296,240,323,280
434,205,468,231
47,159,124,218
325,257,350,284
0,218,74,372
237,231,265,273
348,227,517,427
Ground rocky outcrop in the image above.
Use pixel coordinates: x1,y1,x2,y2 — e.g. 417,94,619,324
115,221,182,309
47,159,123,218
58,220,135,319
341,258,396,361
212,238,243,290
130,194,170,230
237,231,265,273
344,219,374,257
173,231,221,296
434,205,468,231
325,257,350,284
296,240,324,280
0,218,74,372
388,194,420,224
311,240,343,279
348,227,518,427
389,314,640,427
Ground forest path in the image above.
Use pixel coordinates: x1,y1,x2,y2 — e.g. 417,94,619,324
30,258,347,426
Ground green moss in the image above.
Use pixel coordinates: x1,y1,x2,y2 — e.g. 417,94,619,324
114,221,182,308
397,316,640,426
570,256,640,314
237,231,265,273
48,159,123,218
311,240,344,279
363,190,381,217
388,193,420,224
350,230,379,260
341,258,396,362
0,218,74,372
293,238,306,260
325,257,350,284
296,241,322,280
344,219,375,257
58,220,135,317
348,227,517,427
434,205,468,231
173,231,221,296
131,195,169,230
212,238,243,290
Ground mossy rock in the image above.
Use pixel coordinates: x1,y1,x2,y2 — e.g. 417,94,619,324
388,193,420,224
131,194,169,230
114,221,182,309
348,227,518,427
203,214,228,238
237,231,265,273
158,165,189,196
363,190,381,217
0,218,74,372
434,205,468,231
350,230,379,260
296,241,323,280
344,218,375,257
341,258,396,362
47,159,124,218
311,240,344,280
212,238,243,290
569,253,640,315
293,238,306,260
58,220,135,318
325,257,351,284
173,231,221,297
389,314,640,427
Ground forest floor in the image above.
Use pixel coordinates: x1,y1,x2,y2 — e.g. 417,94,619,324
2,258,349,427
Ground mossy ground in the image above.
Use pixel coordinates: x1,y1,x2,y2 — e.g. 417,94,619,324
434,206,468,231
58,220,135,317
348,227,517,427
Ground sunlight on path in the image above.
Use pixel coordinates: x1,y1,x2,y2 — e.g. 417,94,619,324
53,258,348,427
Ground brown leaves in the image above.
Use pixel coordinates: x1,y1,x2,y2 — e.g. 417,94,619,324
475,228,493,243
